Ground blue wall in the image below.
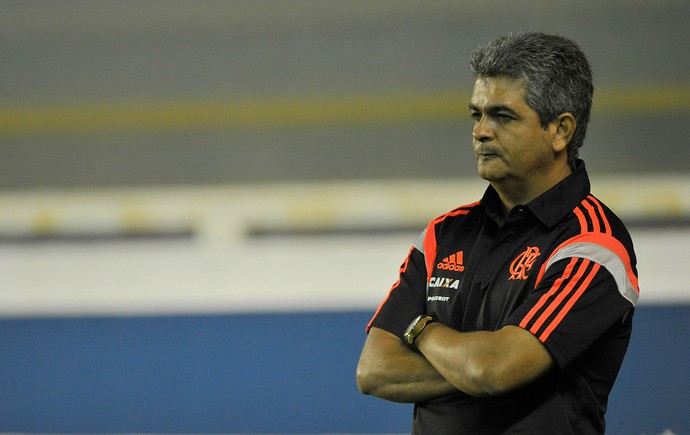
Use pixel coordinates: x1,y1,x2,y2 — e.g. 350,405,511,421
1,307,687,434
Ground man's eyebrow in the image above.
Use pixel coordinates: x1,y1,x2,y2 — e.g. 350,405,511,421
468,104,519,115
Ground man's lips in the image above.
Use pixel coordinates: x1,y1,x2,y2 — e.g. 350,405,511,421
476,150,500,158
474,145,500,158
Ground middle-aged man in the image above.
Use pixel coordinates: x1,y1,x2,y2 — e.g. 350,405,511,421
356,32,639,434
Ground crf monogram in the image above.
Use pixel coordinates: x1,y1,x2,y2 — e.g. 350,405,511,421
509,246,541,280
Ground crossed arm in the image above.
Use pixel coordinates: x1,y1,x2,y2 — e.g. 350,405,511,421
356,323,554,402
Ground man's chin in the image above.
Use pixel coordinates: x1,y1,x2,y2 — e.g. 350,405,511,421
477,165,500,182
477,158,510,180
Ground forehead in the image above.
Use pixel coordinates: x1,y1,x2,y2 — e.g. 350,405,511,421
470,76,529,110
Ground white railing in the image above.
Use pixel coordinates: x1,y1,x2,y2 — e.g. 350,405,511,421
1,175,688,317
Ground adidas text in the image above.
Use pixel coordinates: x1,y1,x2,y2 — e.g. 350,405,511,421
437,262,465,272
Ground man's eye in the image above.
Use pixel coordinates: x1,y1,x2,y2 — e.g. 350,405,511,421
470,112,482,121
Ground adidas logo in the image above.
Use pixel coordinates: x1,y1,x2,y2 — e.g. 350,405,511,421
437,251,465,272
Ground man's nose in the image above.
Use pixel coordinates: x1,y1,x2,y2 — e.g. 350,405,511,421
472,117,494,142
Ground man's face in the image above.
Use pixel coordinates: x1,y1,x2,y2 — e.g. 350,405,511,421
469,76,560,187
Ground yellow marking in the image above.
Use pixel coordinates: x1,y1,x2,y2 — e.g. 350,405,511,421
594,85,690,114
1,85,688,136
120,204,154,234
31,209,59,235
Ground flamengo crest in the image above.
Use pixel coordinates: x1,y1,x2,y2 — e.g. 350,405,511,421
509,246,541,280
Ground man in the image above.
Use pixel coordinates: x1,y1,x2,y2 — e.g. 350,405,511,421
356,32,639,434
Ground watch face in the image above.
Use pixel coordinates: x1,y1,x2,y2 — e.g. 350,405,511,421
404,315,421,344
405,315,431,346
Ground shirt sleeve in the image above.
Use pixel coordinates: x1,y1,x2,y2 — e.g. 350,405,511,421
366,238,428,340
505,255,635,369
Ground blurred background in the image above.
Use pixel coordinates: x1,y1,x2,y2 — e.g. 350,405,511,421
1,1,688,434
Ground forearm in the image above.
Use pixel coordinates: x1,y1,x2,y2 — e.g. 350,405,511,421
357,327,458,403
415,323,500,396
415,323,553,397
359,349,456,403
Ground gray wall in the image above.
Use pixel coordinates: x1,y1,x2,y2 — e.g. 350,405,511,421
2,0,689,189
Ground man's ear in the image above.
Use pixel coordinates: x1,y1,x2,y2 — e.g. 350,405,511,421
552,113,576,153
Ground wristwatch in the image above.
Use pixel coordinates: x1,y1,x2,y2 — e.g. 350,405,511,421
403,315,435,348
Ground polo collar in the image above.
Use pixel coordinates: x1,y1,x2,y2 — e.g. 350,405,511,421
481,160,591,228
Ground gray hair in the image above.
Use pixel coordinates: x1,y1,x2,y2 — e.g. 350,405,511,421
470,32,593,168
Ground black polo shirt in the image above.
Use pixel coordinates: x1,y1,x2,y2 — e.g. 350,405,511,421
367,161,639,434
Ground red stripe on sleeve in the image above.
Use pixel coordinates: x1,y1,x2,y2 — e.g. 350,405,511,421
366,246,414,333
519,257,579,329
539,262,601,341
528,258,591,337
423,220,437,283
573,206,588,232
588,195,612,235
582,200,601,233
